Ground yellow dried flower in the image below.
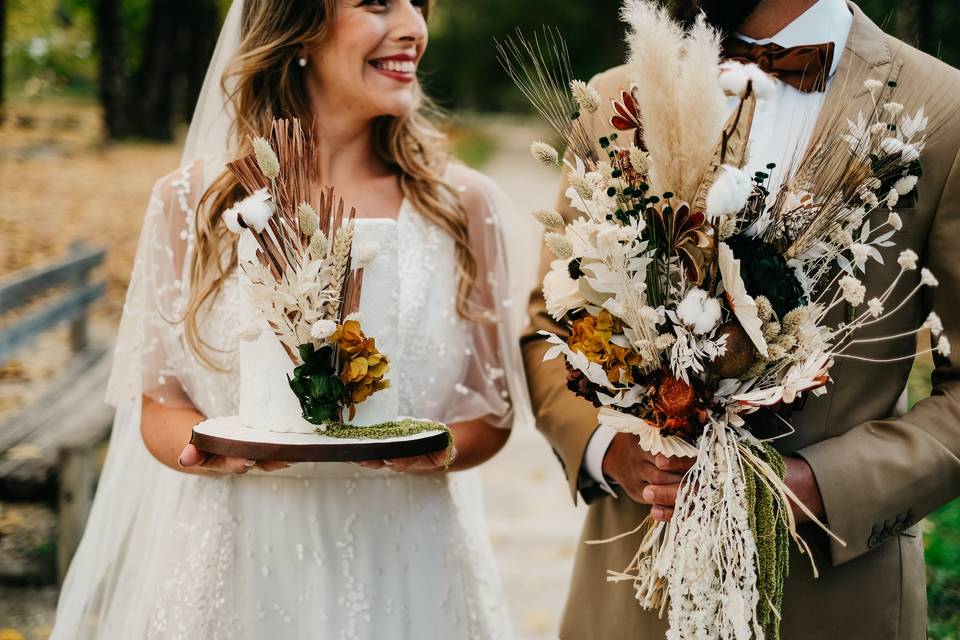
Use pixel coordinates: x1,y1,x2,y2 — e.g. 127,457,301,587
333,320,391,418
567,310,640,384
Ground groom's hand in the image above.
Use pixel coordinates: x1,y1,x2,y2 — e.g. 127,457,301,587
602,432,695,522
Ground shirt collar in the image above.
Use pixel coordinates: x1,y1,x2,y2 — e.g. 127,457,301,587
737,0,853,77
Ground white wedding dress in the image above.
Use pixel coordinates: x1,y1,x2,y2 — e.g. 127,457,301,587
51,154,527,639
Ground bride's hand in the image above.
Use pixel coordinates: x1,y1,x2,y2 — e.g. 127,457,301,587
357,446,458,474
178,443,290,475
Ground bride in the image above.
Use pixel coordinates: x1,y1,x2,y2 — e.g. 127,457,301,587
52,0,528,637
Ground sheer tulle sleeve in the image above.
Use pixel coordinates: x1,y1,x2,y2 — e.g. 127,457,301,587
439,165,532,429
106,161,209,410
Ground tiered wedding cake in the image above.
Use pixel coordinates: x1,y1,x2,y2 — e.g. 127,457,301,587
237,218,400,434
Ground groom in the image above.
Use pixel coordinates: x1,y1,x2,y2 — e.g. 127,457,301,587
521,0,960,638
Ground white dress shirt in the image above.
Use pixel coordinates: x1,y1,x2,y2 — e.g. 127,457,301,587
584,0,854,496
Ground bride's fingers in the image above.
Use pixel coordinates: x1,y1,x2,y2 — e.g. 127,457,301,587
256,461,291,473
177,443,209,468
214,456,257,474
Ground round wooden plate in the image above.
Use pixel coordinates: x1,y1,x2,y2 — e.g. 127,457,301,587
191,416,449,463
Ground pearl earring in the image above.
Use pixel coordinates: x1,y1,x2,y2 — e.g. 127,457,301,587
298,57,308,67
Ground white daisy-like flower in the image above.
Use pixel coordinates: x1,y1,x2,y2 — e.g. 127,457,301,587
570,79,601,114
850,243,871,268
885,189,900,208
831,227,854,248
676,288,723,335
252,136,281,180
530,141,560,166
894,175,919,196
869,122,888,136
860,190,880,209
921,268,939,287
867,298,884,318
235,188,275,233
882,102,904,117
937,335,951,358
629,148,649,175
310,319,338,341
864,78,883,93
898,249,919,270
924,312,944,336
655,333,677,350
887,211,903,231
840,275,866,306
543,260,585,320
847,206,867,227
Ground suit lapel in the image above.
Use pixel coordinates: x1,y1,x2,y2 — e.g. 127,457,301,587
805,3,894,155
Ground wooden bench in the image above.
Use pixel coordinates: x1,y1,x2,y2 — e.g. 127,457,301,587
0,244,113,581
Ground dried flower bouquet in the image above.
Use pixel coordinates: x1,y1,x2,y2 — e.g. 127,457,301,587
501,2,947,639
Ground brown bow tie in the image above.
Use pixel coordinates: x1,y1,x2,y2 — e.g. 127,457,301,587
721,39,836,93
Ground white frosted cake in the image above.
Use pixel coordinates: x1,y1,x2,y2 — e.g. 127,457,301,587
237,219,400,434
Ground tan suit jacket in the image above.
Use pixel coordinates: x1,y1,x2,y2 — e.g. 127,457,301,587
520,5,960,639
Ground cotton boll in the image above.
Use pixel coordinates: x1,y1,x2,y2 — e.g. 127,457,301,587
718,62,751,97
236,188,275,233
705,165,753,220
222,205,244,234
676,288,722,335
738,63,777,100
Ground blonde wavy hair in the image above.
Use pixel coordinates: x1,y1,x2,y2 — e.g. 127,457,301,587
184,0,477,369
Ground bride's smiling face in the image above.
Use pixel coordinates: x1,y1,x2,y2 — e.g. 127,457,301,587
307,0,429,120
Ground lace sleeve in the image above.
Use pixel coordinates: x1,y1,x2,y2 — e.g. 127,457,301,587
105,162,205,409
440,165,532,429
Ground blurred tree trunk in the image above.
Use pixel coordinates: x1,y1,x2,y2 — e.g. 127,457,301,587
95,0,130,138
895,0,933,51
131,0,220,140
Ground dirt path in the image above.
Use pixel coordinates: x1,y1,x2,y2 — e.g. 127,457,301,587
476,119,586,640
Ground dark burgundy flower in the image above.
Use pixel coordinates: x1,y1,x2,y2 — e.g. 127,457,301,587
610,87,646,150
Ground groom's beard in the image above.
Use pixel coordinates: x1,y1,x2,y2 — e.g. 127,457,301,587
673,0,765,37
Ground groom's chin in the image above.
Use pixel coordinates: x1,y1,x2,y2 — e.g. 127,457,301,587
673,0,765,36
